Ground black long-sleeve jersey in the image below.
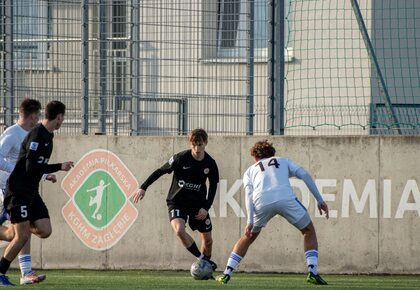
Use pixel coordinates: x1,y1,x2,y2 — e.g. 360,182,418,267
141,149,219,210
6,123,61,196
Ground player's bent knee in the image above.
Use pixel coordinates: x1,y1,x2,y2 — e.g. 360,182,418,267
33,226,52,238
39,232,51,239
300,224,316,238
241,234,257,245
174,227,187,238
31,218,52,238
2,226,15,242
38,228,52,239
5,232,14,242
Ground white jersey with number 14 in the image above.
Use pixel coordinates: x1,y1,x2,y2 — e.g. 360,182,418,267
243,157,302,211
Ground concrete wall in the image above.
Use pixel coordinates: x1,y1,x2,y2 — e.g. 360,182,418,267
3,136,419,274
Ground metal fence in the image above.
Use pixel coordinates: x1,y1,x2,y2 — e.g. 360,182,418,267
1,0,419,136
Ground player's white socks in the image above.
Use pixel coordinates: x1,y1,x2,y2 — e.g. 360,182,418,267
305,250,318,275
223,252,243,276
18,255,32,276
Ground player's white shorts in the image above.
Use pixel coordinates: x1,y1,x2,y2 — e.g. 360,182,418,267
252,197,311,232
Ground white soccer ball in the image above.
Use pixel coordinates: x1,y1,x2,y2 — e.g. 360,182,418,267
190,259,213,280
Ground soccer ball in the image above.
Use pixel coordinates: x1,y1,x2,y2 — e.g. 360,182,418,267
190,259,213,280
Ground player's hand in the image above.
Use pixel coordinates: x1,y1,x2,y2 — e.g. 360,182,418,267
195,208,208,220
244,224,253,238
318,202,329,219
46,174,57,183
61,161,74,171
133,188,146,204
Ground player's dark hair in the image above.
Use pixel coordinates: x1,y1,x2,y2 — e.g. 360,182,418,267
45,100,66,120
188,128,208,144
250,140,276,159
19,98,41,118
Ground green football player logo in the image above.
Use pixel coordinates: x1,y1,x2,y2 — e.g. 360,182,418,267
62,149,138,250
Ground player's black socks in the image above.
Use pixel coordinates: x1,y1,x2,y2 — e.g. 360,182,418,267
186,242,201,258
203,255,218,271
0,257,11,274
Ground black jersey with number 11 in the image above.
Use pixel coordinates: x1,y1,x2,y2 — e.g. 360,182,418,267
141,149,219,210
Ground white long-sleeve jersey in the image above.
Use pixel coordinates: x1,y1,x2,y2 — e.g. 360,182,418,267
243,157,324,224
0,124,28,189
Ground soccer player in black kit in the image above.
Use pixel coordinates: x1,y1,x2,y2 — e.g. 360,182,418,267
134,129,219,270
0,101,73,286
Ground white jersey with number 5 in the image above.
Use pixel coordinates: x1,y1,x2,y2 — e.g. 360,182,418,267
243,157,301,211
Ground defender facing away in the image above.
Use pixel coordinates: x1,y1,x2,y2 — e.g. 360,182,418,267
217,140,329,285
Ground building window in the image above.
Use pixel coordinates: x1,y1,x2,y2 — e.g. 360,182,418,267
216,0,290,60
110,1,129,110
111,0,128,50
13,0,50,70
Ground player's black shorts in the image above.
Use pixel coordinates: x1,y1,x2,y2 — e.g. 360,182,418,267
4,192,50,224
167,203,212,233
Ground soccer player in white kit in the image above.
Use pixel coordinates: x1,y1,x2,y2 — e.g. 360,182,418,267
0,99,49,285
217,140,329,285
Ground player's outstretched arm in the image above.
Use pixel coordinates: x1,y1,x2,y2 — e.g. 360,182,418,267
133,158,176,204
295,168,324,204
294,167,329,219
133,188,146,204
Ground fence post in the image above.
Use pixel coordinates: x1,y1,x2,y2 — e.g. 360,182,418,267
81,0,89,134
246,0,255,135
98,0,107,134
113,96,118,135
178,98,188,135
4,0,14,128
131,0,140,136
268,0,285,135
